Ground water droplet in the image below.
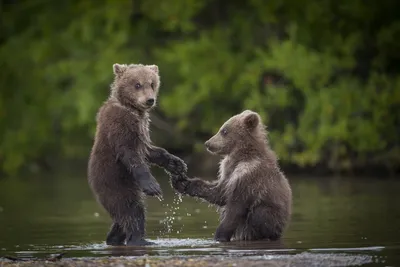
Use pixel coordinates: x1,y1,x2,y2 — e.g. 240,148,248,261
159,191,185,236
94,212,100,217
202,226,208,229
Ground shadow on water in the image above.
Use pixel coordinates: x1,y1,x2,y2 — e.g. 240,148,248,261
0,166,400,266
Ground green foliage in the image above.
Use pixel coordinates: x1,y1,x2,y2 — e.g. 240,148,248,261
0,0,399,175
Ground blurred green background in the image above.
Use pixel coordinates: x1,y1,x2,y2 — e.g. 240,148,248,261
1,0,400,176
1,2,400,264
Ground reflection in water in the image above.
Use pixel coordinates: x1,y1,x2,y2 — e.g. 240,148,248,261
0,168,400,266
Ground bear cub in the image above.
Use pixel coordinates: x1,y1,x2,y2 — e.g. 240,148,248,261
170,110,292,242
88,63,187,246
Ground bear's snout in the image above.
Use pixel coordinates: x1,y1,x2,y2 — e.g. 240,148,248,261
204,140,211,149
146,98,155,107
204,140,216,153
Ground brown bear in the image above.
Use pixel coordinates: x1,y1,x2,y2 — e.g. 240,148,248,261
88,63,187,246
170,110,292,242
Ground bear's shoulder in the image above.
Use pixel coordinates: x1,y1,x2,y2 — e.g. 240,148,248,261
97,100,140,124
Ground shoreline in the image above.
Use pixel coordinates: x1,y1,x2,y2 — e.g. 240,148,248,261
182,152,400,178
3,150,399,179
0,253,376,267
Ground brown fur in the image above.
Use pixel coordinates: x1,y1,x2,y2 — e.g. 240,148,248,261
170,110,292,242
88,63,187,246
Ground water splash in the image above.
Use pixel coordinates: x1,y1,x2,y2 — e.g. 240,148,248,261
175,193,185,235
159,192,184,236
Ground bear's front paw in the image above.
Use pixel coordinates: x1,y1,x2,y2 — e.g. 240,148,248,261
141,180,163,197
166,155,188,175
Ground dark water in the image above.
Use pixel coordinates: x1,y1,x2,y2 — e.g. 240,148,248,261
0,167,400,266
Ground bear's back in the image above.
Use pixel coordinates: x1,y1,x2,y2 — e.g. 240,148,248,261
220,154,291,212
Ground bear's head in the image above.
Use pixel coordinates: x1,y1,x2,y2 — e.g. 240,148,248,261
204,110,267,156
111,63,160,111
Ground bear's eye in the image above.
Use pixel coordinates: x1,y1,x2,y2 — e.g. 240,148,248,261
135,83,142,89
151,82,154,89
221,128,228,136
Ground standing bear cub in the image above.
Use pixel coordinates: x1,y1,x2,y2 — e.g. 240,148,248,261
88,63,187,246
171,110,292,242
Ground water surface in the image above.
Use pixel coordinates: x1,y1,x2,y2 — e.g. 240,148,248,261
0,167,399,266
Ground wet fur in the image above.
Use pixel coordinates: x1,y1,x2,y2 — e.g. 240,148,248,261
171,110,292,242
88,63,187,246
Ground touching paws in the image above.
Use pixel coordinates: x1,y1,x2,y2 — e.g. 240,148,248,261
165,154,188,175
169,172,190,194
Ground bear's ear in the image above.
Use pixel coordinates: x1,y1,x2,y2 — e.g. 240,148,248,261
147,65,159,74
113,63,127,76
243,111,260,130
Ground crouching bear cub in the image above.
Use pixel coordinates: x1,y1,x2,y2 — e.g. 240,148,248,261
88,63,187,246
171,110,292,242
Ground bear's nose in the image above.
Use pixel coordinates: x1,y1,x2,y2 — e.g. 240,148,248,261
204,140,210,148
146,98,155,106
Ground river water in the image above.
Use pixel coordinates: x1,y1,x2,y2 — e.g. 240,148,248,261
0,167,399,266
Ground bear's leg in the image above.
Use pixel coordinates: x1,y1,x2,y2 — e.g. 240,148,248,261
106,222,126,246
123,204,154,246
214,203,248,242
247,206,283,241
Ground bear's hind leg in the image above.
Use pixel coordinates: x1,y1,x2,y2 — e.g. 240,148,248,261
247,206,283,241
123,204,154,246
106,222,126,246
